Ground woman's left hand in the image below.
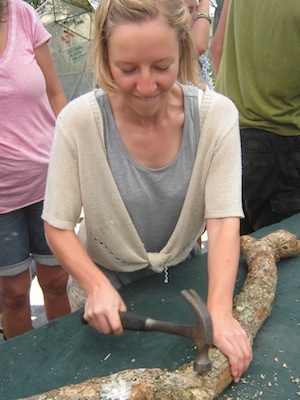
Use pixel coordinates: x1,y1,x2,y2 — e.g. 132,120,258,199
210,309,253,383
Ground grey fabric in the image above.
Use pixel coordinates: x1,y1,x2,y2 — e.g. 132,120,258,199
97,85,200,252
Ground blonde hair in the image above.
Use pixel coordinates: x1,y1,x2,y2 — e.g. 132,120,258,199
91,0,202,93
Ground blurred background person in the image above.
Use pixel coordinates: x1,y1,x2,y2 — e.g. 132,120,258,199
0,0,70,339
186,0,212,87
210,0,300,234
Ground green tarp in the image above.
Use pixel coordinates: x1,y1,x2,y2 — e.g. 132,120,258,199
0,215,299,399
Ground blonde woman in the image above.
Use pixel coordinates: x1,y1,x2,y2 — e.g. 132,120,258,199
43,0,252,382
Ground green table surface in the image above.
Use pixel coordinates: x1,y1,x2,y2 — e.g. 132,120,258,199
0,215,299,400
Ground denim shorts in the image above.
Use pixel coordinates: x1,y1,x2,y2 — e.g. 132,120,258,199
0,201,58,277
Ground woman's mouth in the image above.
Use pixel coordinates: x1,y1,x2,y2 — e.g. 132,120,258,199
134,94,159,102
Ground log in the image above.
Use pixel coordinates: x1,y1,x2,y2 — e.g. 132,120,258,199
22,229,300,400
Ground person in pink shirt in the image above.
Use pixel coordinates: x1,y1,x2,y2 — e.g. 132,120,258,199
0,0,70,339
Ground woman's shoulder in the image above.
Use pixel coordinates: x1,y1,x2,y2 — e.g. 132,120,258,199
59,91,97,116
203,88,238,116
15,0,38,21
180,83,201,97
178,83,238,118
57,90,103,134
14,0,49,45
15,0,34,12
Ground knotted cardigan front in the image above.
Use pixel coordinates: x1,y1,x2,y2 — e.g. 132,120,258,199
42,87,243,273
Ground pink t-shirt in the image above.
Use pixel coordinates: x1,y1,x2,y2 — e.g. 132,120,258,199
0,0,56,213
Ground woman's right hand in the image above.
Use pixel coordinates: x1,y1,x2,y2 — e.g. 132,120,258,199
83,279,127,336
44,223,127,335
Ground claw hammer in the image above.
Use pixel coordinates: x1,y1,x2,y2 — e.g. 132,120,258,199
82,289,213,373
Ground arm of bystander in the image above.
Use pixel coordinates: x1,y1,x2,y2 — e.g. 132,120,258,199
35,42,68,116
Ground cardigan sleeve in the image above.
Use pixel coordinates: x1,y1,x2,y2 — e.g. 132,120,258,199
42,121,82,230
203,93,244,219
42,97,91,230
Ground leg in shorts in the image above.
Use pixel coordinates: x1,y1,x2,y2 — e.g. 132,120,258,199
0,201,70,338
0,201,58,277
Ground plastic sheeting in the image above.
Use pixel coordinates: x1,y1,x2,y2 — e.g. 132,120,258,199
37,0,99,100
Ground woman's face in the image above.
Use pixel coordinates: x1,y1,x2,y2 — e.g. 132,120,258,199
107,18,180,116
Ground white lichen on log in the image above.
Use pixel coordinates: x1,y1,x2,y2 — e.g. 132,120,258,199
21,229,300,400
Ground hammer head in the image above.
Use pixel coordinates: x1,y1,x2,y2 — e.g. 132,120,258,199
181,289,213,373
112,289,213,373
121,289,214,372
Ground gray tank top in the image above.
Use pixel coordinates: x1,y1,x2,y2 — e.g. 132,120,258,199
96,84,200,252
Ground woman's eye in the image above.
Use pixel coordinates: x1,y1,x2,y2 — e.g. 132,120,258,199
120,65,169,74
122,69,135,74
156,66,169,71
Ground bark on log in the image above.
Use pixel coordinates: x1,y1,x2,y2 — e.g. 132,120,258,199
22,229,300,400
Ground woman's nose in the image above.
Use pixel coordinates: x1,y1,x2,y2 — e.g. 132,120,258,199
136,71,157,96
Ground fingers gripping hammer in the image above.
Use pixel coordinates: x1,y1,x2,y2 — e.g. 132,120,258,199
119,289,213,372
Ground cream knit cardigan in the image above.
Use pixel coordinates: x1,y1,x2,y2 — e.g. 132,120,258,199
43,87,243,273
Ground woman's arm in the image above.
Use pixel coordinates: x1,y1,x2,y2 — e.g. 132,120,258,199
44,222,127,335
35,42,68,116
191,0,211,55
210,0,230,76
206,216,253,382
